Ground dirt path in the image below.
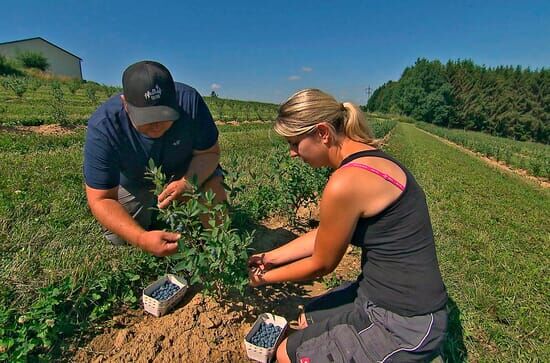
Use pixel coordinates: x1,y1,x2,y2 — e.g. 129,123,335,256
0,121,270,137
0,123,86,136
72,216,361,363
415,126,549,188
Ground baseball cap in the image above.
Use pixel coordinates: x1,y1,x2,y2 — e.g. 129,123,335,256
122,61,180,126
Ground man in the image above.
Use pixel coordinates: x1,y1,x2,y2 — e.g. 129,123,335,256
83,60,225,257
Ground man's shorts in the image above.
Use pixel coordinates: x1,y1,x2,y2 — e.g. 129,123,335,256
103,166,224,245
286,282,448,363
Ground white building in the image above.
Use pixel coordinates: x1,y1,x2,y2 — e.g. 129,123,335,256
0,37,82,80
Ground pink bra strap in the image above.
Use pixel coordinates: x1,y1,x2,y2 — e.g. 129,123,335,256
340,162,405,191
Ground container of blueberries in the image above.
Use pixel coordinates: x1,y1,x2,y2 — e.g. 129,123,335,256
244,313,288,363
142,274,188,317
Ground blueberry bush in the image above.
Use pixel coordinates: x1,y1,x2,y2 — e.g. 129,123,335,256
145,159,254,296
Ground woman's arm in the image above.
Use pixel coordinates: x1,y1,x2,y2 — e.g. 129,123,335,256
251,174,361,285
256,228,317,267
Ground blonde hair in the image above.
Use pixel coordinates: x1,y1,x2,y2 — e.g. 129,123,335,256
274,89,379,147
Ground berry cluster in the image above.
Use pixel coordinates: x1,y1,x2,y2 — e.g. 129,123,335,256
149,281,180,301
248,322,283,348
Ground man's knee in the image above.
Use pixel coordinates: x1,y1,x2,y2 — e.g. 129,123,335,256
104,230,128,246
200,174,227,204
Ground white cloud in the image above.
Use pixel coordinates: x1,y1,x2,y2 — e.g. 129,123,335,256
211,83,221,90
288,75,301,81
301,66,313,72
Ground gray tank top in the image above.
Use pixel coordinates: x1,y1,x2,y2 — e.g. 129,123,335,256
341,150,448,316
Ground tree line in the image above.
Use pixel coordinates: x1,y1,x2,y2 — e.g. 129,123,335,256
366,58,549,144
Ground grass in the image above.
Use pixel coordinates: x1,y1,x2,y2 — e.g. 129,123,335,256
415,121,550,178
6,118,546,361
0,119,395,360
384,123,549,362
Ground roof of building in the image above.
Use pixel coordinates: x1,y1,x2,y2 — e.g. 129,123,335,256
0,37,82,61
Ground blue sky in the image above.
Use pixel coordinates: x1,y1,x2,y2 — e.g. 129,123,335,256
2,0,549,104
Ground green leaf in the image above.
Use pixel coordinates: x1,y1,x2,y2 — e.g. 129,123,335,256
168,253,185,261
91,293,101,301
190,274,202,285
174,261,190,272
127,273,140,282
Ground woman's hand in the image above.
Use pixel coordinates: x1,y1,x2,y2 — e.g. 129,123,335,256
248,253,274,273
248,253,274,287
248,267,267,287
157,178,192,209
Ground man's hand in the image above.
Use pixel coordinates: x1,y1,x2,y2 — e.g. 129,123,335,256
136,230,180,256
157,179,192,209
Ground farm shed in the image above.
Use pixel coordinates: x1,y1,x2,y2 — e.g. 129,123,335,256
0,37,82,80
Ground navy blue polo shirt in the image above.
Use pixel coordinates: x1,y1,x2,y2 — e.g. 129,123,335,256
83,82,218,190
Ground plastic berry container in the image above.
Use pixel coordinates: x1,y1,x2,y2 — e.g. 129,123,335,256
142,274,188,317
244,313,288,363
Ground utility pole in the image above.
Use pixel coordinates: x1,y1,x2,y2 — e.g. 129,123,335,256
365,85,373,102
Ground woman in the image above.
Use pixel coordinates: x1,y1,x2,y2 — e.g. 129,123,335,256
248,89,448,363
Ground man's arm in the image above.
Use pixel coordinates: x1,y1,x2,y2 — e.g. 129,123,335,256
157,141,221,208
184,141,221,185
86,185,179,256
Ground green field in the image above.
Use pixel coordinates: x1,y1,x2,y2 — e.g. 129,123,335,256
0,119,548,361
415,121,550,179
0,119,391,360
0,75,278,126
385,123,549,361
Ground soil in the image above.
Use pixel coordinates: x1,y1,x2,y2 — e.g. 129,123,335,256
72,214,361,363
0,123,85,136
215,120,271,126
0,121,269,136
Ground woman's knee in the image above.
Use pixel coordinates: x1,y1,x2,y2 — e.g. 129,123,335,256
276,338,292,363
297,313,309,329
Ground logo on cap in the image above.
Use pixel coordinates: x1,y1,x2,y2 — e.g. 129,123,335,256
144,85,162,101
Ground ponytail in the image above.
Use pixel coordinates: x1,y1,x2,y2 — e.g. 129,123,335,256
342,102,379,147
275,89,380,148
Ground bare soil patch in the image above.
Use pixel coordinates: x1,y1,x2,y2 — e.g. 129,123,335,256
0,124,84,136
72,216,360,363
214,120,272,126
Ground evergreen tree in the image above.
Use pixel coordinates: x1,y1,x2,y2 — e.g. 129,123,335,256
366,59,549,143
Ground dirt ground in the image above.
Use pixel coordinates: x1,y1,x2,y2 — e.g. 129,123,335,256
0,123,85,136
72,215,361,363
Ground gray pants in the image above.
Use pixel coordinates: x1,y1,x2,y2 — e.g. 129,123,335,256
287,282,448,363
103,184,157,246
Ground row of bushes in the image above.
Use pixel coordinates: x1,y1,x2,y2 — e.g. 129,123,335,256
0,76,119,126
416,121,550,178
